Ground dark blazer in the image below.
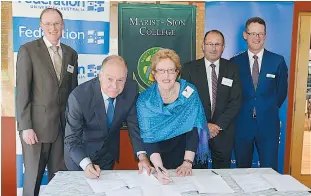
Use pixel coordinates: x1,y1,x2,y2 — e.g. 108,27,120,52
181,57,242,168
16,37,78,142
64,77,145,170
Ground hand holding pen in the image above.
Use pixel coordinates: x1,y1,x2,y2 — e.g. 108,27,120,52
156,166,173,184
85,162,101,179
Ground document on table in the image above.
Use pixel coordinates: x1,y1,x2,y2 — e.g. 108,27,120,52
140,185,182,196
105,187,143,196
262,174,311,192
117,170,160,188
85,173,127,193
193,175,234,194
165,176,198,193
231,174,274,193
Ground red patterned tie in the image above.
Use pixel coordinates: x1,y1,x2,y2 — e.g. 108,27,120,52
252,55,259,90
211,64,217,117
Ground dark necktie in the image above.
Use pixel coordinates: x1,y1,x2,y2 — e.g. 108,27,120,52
211,63,217,117
252,55,259,118
252,55,259,90
107,98,115,128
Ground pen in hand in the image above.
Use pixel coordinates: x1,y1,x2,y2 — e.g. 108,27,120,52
91,163,100,179
158,167,173,182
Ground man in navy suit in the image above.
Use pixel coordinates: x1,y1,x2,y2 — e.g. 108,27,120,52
64,55,153,178
231,17,288,171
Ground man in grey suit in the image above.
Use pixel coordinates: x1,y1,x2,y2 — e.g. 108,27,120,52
64,55,153,179
16,8,78,196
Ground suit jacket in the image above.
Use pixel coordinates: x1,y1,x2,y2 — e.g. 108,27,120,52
181,58,242,135
64,77,145,169
231,49,288,138
16,37,78,143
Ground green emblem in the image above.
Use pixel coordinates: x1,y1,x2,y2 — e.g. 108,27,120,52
137,47,161,87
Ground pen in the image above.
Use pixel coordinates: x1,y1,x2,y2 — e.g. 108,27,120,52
91,163,100,179
211,170,219,175
158,167,173,182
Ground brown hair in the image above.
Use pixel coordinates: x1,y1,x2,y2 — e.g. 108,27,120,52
245,17,266,32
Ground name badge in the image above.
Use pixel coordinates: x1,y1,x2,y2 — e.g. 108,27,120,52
67,64,74,74
182,86,194,98
221,77,233,87
266,74,276,78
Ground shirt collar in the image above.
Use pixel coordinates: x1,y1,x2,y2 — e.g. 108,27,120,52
204,58,220,68
101,90,110,102
248,48,264,60
43,36,61,48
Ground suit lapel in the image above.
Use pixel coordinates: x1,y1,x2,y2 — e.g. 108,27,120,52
257,49,268,92
38,38,59,85
242,52,255,93
59,44,68,86
216,58,227,103
92,79,108,131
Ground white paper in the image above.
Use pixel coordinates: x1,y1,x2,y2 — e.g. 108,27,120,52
105,187,143,196
85,173,127,193
140,185,182,196
231,174,274,193
117,170,160,188
262,174,311,192
193,175,234,194
165,176,197,193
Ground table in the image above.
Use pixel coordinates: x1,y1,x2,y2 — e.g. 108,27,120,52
40,168,310,196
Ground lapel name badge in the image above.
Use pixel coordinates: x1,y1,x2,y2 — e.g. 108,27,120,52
182,86,194,98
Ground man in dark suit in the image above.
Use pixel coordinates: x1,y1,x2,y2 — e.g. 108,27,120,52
64,55,153,178
182,30,242,169
16,8,78,196
231,17,288,171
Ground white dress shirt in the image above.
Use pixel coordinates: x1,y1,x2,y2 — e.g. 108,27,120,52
79,91,146,170
248,48,264,74
204,58,220,106
42,36,62,69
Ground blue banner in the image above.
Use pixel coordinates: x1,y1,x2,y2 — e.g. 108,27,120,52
205,1,294,173
13,17,109,54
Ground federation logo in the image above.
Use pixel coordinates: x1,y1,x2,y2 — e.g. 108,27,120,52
135,47,161,90
18,1,105,12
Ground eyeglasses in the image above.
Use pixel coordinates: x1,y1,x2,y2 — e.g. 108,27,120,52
41,21,63,28
204,42,223,48
155,68,178,74
246,32,266,38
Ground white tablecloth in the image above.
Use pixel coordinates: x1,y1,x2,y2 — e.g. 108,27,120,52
40,168,310,196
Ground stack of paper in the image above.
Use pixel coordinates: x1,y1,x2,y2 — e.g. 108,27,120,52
231,174,274,193
193,175,235,194
262,174,311,192
105,187,143,196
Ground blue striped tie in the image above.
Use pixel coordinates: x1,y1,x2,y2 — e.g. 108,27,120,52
107,98,115,128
